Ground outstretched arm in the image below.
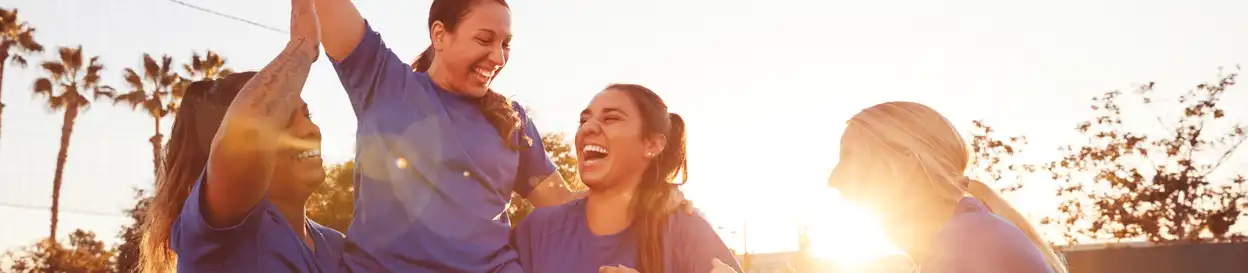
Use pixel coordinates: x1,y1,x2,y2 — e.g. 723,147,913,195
202,0,320,227
314,0,366,61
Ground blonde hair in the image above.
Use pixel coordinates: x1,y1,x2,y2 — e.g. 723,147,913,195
836,101,1067,273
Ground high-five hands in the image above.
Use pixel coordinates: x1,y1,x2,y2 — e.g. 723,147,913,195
289,0,320,60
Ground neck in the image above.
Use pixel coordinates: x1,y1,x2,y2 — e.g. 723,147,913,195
271,194,311,239
425,63,465,96
585,180,640,236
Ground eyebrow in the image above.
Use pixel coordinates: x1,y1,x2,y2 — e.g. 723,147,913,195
580,107,628,117
477,29,513,40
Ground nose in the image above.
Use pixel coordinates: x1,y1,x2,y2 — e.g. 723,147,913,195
488,45,507,67
577,119,601,139
292,116,322,142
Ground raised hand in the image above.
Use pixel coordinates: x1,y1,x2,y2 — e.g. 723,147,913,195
289,0,321,59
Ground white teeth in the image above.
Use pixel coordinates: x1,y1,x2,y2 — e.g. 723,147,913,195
475,68,494,78
583,145,609,154
295,149,321,160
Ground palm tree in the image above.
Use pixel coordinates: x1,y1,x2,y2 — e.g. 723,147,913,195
32,45,114,240
0,7,45,152
113,54,180,179
183,50,233,81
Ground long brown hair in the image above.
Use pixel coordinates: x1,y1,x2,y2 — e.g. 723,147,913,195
608,84,688,273
139,72,257,273
411,0,528,150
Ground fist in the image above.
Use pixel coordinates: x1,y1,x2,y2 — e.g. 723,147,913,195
289,0,321,57
599,265,640,273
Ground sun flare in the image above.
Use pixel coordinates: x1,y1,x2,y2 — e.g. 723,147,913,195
805,189,903,265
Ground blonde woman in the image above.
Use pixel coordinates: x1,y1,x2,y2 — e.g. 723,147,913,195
826,101,1067,273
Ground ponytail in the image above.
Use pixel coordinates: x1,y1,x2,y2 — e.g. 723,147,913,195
412,45,435,72
963,178,1069,273
410,45,528,150
634,112,688,273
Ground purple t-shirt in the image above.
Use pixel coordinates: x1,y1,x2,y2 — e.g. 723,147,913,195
920,197,1056,273
170,174,346,272
329,22,557,273
514,198,743,273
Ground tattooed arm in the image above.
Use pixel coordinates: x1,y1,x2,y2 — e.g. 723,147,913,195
201,0,320,227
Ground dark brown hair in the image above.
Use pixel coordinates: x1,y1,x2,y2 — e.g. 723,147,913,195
140,72,257,273
608,83,688,273
411,0,528,150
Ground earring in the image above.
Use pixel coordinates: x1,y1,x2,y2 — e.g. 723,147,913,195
646,152,655,158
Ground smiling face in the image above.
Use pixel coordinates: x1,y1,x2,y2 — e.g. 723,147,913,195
429,0,512,97
575,89,666,190
270,99,325,200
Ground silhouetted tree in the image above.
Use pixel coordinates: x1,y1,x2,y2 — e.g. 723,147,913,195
31,45,115,240
114,190,149,273
0,7,44,153
307,161,356,233
1038,68,1247,244
967,120,1037,193
4,229,116,273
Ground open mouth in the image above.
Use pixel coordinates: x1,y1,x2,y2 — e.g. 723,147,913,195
473,67,496,83
294,148,321,161
582,144,609,165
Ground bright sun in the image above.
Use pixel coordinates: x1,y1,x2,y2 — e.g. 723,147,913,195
805,189,903,265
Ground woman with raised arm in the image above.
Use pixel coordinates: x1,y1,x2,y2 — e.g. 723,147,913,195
138,0,344,272
826,101,1068,273
313,0,584,272
513,84,743,273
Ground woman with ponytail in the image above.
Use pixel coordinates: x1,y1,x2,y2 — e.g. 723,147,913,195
313,0,676,271
514,84,742,273
827,101,1067,273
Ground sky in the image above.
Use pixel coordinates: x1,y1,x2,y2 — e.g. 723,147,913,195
1,0,1247,258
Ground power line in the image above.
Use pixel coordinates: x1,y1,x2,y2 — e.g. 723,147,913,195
166,0,289,34
0,202,129,218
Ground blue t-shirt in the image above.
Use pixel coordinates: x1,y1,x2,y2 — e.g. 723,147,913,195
170,175,346,273
921,197,1055,273
513,198,744,273
330,22,557,273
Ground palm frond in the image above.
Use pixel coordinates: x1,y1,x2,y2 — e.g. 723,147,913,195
32,78,54,98
10,55,27,68
142,54,159,82
94,85,116,101
122,68,144,91
16,27,42,52
112,90,146,109
41,62,66,80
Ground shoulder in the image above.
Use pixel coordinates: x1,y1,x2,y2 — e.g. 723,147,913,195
517,199,583,234
930,199,1050,272
939,201,1033,249
666,211,721,242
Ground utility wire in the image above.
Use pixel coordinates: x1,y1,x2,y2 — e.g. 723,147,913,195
166,0,290,34
0,202,129,218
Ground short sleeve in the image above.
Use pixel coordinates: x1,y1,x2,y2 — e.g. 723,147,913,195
169,172,267,258
925,213,1055,273
671,213,744,273
511,103,557,198
329,21,425,116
